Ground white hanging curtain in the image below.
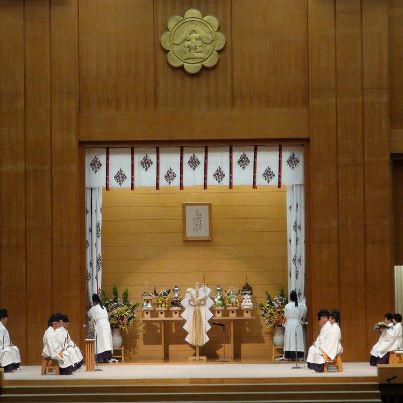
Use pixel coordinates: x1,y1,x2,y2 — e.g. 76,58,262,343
86,187,103,303
287,184,305,301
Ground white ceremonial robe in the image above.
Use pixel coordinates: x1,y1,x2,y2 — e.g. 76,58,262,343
181,286,213,346
327,323,343,358
88,305,113,354
42,326,74,369
307,320,336,364
393,323,402,350
370,325,397,358
55,327,83,365
0,322,20,367
284,302,306,353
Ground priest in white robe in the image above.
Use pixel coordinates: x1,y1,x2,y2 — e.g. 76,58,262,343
393,313,402,350
42,313,75,375
55,314,84,370
307,309,342,372
88,294,113,363
181,283,213,348
370,313,397,366
283,291,307,360
0,309,21,372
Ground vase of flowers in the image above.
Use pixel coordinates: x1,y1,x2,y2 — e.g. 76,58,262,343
272,326,285,347
259,289,287,346
112,328,123,349
100,287,138,346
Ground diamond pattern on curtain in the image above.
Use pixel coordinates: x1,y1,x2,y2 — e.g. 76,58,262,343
86,187,103,304
287,184,305,302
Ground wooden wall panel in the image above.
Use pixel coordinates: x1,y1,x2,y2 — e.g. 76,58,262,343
307,0,339,341
102,187,287,361
0,0,27,361
393,160,403,265
335,0,366,360
78,108,309,141
362,0,393,348
154,0,232,109
232,0,308,108
390,0,403,129
79,0,154,111
51,0,82,342
24,0,53,364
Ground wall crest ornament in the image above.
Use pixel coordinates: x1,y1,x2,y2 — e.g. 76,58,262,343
160,9,225,74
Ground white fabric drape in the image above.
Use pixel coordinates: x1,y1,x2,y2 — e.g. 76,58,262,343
86,187,103,303
395,266,403,314
86,148,106,188
85,146,305,189
287,184,305,301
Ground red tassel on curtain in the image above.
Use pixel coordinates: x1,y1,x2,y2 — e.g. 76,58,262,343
106,147,110,191
278,145,282,188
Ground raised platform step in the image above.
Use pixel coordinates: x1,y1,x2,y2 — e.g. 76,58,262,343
0,382,381,402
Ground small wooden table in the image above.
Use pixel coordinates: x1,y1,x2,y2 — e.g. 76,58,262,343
112,347,125,363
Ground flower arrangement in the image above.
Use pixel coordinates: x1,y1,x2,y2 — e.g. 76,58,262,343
100,287,138,334
259,288,287,328
373,321,392,331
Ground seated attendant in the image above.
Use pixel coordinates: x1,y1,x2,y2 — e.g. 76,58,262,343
392,313,402,350
55,314,84,370
42,313,75,375
328,309,343,356
306,309,342,372
370,313,396,366
0,308,21,372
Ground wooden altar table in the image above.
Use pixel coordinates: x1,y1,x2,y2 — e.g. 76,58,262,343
139,316,255,361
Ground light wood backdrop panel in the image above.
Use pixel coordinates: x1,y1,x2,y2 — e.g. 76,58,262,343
25,0,53,364
102,187,287,360
79,0,154,111
0,0,27,361
232,0,308,108
102,187,287,301
154,0,232,109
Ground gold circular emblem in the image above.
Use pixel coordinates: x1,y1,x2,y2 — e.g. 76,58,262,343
160,9,226,74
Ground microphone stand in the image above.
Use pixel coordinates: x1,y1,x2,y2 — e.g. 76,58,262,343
291,323,302,369
94,330,102,371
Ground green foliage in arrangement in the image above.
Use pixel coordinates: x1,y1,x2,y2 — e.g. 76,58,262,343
100,287,138,333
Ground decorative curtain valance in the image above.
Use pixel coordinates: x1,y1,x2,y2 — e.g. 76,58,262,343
85,145,304,190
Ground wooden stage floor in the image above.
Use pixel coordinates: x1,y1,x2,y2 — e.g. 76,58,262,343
3,362,377,384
